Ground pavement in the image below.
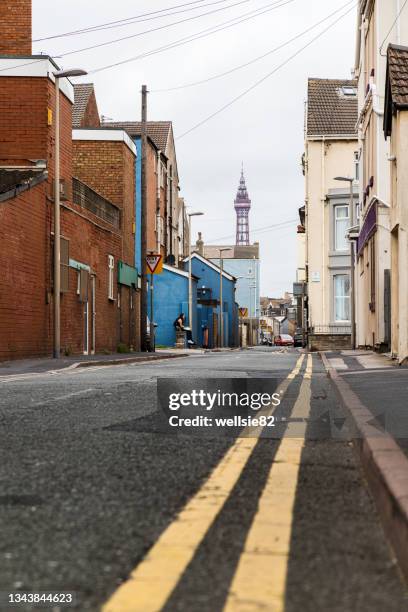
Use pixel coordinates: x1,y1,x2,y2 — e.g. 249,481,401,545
321,348,408,584
0,347,407,611
0,351,189,377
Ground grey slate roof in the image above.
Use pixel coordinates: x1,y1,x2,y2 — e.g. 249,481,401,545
307,78,358,137
101,121,172,151
72,84,95,128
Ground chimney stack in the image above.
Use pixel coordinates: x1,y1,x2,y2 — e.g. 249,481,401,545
0,1,32,56
196,232,204,256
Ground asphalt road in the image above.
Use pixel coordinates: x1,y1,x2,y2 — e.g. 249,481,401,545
0,348,407,611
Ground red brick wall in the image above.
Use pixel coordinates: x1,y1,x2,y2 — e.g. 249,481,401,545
0,1,32,56
0,182,50,360
81,91,100,128
72,138,135,265
72,137,140,352
0,77,73,188
59,204,122,354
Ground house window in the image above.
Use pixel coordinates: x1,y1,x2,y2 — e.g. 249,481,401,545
108,255,115,300
334,274,350,322
354,150,360,181
334,205,349,251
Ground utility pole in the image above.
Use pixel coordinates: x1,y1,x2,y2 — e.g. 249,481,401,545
141,85,148,351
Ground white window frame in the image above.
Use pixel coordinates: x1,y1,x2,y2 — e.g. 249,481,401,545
334,274,350,322
108,254,115,300
334,204,350,252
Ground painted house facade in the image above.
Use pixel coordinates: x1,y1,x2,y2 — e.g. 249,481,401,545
304,78,359,351
184,253,239,348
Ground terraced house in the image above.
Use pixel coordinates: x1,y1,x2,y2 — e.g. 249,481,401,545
303,78,359,351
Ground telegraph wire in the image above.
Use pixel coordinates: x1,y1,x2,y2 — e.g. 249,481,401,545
177,2,357,139
379,0,408,55
58,0,256,57
0,0,293,76
151,0,356,92
206,219,297,243
33,0,226,41
87,0,295,75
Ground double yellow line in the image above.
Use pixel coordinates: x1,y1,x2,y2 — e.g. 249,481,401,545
103,354,312,612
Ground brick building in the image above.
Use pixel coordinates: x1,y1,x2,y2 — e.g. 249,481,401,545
102,120,188,267
0,1,140,359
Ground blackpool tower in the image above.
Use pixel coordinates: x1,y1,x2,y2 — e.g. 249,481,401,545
234,166,251,246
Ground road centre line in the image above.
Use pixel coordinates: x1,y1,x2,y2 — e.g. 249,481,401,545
102,354,306,612
223,354,312,612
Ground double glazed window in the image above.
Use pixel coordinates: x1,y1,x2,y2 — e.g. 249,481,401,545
334,205,350,251
334,274,350,322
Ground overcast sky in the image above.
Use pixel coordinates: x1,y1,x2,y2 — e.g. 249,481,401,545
33,0,356,296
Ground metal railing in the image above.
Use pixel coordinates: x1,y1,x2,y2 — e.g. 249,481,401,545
72,178,121,229
310,324,351,335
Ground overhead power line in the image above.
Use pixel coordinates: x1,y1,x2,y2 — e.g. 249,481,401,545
0,0,288,77
151,0,356,92
88,0,295,75
379,0,408,55
177,2,357,139
33,0,223,41
57,0,254,57
206,219,297,243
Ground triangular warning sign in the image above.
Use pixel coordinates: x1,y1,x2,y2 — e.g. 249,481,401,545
146,254,163,274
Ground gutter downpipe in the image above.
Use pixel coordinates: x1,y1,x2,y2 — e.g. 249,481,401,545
156,149,161,253
321,136,326,327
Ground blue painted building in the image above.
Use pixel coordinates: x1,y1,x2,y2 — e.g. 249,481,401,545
184,253,239,348
148,264,198,347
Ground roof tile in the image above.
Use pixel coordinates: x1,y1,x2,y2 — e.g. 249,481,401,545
307,78,358,137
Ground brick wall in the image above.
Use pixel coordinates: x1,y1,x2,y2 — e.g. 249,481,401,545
72,137,140,352
308,334,351,352
59,204,123,354
82,90,100,128
0,0,32,56
0,77,73,187
72,139,135,265
0,182,50,360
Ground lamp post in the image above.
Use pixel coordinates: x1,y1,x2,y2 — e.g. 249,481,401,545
187,212,204,338
334,176,356,349
218,247,230,348
53,68,88,358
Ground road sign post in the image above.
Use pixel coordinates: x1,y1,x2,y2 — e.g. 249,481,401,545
146,254,163,352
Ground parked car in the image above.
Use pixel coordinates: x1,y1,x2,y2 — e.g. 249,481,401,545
274,334,294,347
293,329,305,347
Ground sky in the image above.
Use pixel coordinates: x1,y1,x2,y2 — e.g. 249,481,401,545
33,0,357,296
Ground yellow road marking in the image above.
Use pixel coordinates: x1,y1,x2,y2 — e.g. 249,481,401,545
287,353,305,379
223,354,312,612
102,354,306,612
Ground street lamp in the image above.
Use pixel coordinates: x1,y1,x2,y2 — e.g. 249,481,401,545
187,212,204,339
53,68,88,358
218,247,230,348
334,176,356,349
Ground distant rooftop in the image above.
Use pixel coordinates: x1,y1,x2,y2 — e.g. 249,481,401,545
72,84,95,128
101,121,172,152
307,78,358,137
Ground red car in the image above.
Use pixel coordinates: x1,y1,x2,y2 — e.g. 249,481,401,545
274,334,294,347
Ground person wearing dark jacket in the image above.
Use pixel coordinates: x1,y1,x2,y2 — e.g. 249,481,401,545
174,313,195,345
